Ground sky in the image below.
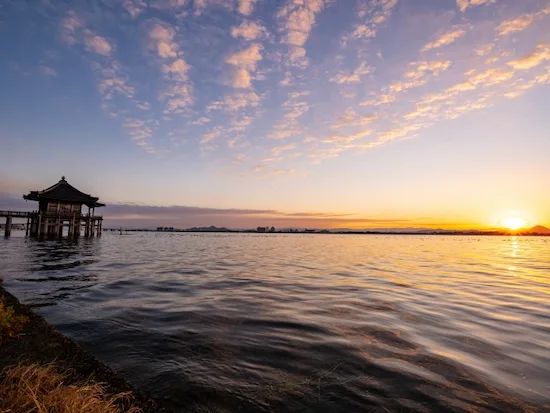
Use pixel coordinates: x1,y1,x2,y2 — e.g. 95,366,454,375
1,0,549,229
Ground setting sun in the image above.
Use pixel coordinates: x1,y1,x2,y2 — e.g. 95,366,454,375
500,216,528,231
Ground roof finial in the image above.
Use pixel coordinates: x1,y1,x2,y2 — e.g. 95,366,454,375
61,176,66,181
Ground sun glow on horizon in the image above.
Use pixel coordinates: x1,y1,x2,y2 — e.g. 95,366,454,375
500,216,528,231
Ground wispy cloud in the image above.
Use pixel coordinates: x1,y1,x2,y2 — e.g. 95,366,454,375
456,0,499,12
84,35,113,56
330,62,371,84
6,0,550,182
422,28,466,52
39,65,57,77
238,0,258,16
508,44,550,70
226,43,263,88
231,21,268,41
147,20,194,114
497,13,537,36
278,0,327,66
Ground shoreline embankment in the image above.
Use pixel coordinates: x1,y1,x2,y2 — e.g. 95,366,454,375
0,282,164,412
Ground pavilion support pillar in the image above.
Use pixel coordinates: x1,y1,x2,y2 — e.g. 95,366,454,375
30,215,37,237
4,216,12,238
57,217,62,239
37,214,43,238
69,215,76,239
85,216,90,238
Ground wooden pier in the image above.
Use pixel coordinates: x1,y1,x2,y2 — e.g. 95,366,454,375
2,177,104,239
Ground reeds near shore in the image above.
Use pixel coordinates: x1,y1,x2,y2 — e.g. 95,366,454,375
0,362,142,413
0,298,27,344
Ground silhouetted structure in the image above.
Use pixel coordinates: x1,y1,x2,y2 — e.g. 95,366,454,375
4,176,106,239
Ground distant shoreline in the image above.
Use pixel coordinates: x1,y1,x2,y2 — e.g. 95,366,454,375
103,229,550,236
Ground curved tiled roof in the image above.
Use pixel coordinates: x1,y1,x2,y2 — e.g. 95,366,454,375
23,177,105,207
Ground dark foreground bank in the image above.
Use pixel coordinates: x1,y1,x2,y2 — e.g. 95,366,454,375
0,284,163,413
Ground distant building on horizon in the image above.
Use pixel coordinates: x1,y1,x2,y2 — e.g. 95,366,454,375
257,226,276,233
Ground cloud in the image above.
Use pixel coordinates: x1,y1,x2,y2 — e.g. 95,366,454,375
264,168,296,178
456,0,498,12
135,101,152,110
160,84,193,113
147,21,193,113
238,0,258,16
279,71,292,86
360,93,396,106
508,44,550,70
278,0,326,66
269,121,303,140
39,65,57,77
84,35,113,56
201,126,223,144
0,192,411,229
404,60,451,79
349,0,399,40
283,101,310,121
271,143,296,156
121,0,147,18
192,0,232,15
226,43,263,88
475,44,494,56
227,42,263,68
323,129,372,144
148,22,178,59
330,62,371,84
332,107,376,129
162,58,190,80
229,116,255,132
207,92,261,112
497,13,537,36
192,116,211,125
352,25,376,39
60,11,84,45
231,21,267,41
96,63,135,100
422,28,466,52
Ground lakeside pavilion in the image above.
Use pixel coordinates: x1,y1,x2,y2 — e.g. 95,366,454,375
1,177,105,238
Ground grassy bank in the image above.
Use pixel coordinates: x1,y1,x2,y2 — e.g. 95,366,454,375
0,282,163,413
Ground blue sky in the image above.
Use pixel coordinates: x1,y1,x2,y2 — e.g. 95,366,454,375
1,0,549,229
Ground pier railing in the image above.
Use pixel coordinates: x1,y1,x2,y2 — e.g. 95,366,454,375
0,211,102,219
0,210,31,218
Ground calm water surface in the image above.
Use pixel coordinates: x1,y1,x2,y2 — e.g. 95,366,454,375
1,233,549,412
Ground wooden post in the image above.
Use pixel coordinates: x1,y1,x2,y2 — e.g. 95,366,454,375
4,216,12,237
30,214,37,237
70,214,75,239
26,216,30,236
37,214,43,238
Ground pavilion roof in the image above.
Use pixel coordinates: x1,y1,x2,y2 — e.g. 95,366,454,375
23,177,105,207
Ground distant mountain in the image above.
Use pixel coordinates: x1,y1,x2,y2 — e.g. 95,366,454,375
186,225,229,232
526,225,550,234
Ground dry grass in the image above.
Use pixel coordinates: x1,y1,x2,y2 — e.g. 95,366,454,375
0,363,142,413
0,298,28,344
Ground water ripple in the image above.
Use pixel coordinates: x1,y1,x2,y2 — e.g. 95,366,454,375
1,233,549,412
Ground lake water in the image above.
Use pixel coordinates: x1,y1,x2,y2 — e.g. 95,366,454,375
1,233,549,412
